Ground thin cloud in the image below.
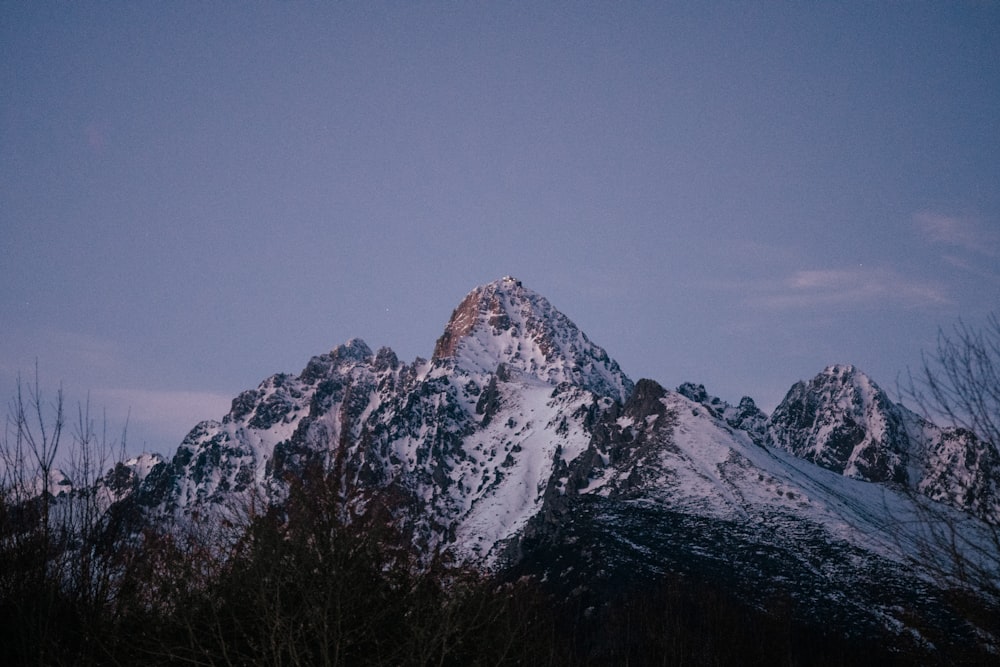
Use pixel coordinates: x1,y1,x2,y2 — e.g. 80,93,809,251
914,212,999,258
746,266,950,310
1,330,235,453
941,253,1000,283
93,387,234,447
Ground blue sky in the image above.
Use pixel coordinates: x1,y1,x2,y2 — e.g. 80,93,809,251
3,2,999,457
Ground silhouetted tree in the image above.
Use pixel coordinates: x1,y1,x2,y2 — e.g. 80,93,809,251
0,366,135,666
901,313,1000,642
907,313,1000,459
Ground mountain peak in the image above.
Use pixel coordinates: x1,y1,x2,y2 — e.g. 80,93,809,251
819,363,871,384
432,278,633,401
767,364,910,483
432,277,526,360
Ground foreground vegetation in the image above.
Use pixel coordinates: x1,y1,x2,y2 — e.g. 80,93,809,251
3,460,993,667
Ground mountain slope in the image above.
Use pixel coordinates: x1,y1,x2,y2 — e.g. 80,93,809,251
767,363,1000,523
510,377,999,651
124,277,998,650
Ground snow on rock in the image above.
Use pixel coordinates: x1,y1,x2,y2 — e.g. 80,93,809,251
432,276,633,402
766,363,1000,522
130,278,637,554
103,278,998,647
767,364,911,483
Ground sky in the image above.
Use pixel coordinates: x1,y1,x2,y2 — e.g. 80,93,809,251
2,2,999,458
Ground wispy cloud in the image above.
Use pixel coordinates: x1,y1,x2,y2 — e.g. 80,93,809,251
0,329,235,453
914,211,999,258
92,387,234,448
745,266,950,310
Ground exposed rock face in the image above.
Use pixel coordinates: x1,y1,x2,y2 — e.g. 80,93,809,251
917,422,1000,523
431,276,633,402
678,382,768,445
766,364,911,484
432,288,486,360
764,364,1000,522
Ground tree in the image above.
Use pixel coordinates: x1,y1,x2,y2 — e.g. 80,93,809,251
1,363,65,534
0,366,68,665
906,313,1000,458
901,313,1000,642
0,365,133,666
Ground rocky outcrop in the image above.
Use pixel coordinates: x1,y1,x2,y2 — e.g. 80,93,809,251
766,364,911,484
431,276,633,402
766,364,1000,522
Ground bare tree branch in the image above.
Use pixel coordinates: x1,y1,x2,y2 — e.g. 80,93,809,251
899,313,1000,626
906,313,1000,455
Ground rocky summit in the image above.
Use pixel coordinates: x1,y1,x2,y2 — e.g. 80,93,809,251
122,277,998,653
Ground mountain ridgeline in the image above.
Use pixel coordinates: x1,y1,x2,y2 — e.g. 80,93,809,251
124,276,998,653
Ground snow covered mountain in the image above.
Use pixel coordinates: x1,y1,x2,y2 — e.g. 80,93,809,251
766,363,1000,522
134,277,633,556
124,277,998,649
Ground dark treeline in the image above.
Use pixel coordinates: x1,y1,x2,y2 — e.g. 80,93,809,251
0,462,982,667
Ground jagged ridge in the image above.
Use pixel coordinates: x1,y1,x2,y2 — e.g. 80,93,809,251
116,277,999,650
